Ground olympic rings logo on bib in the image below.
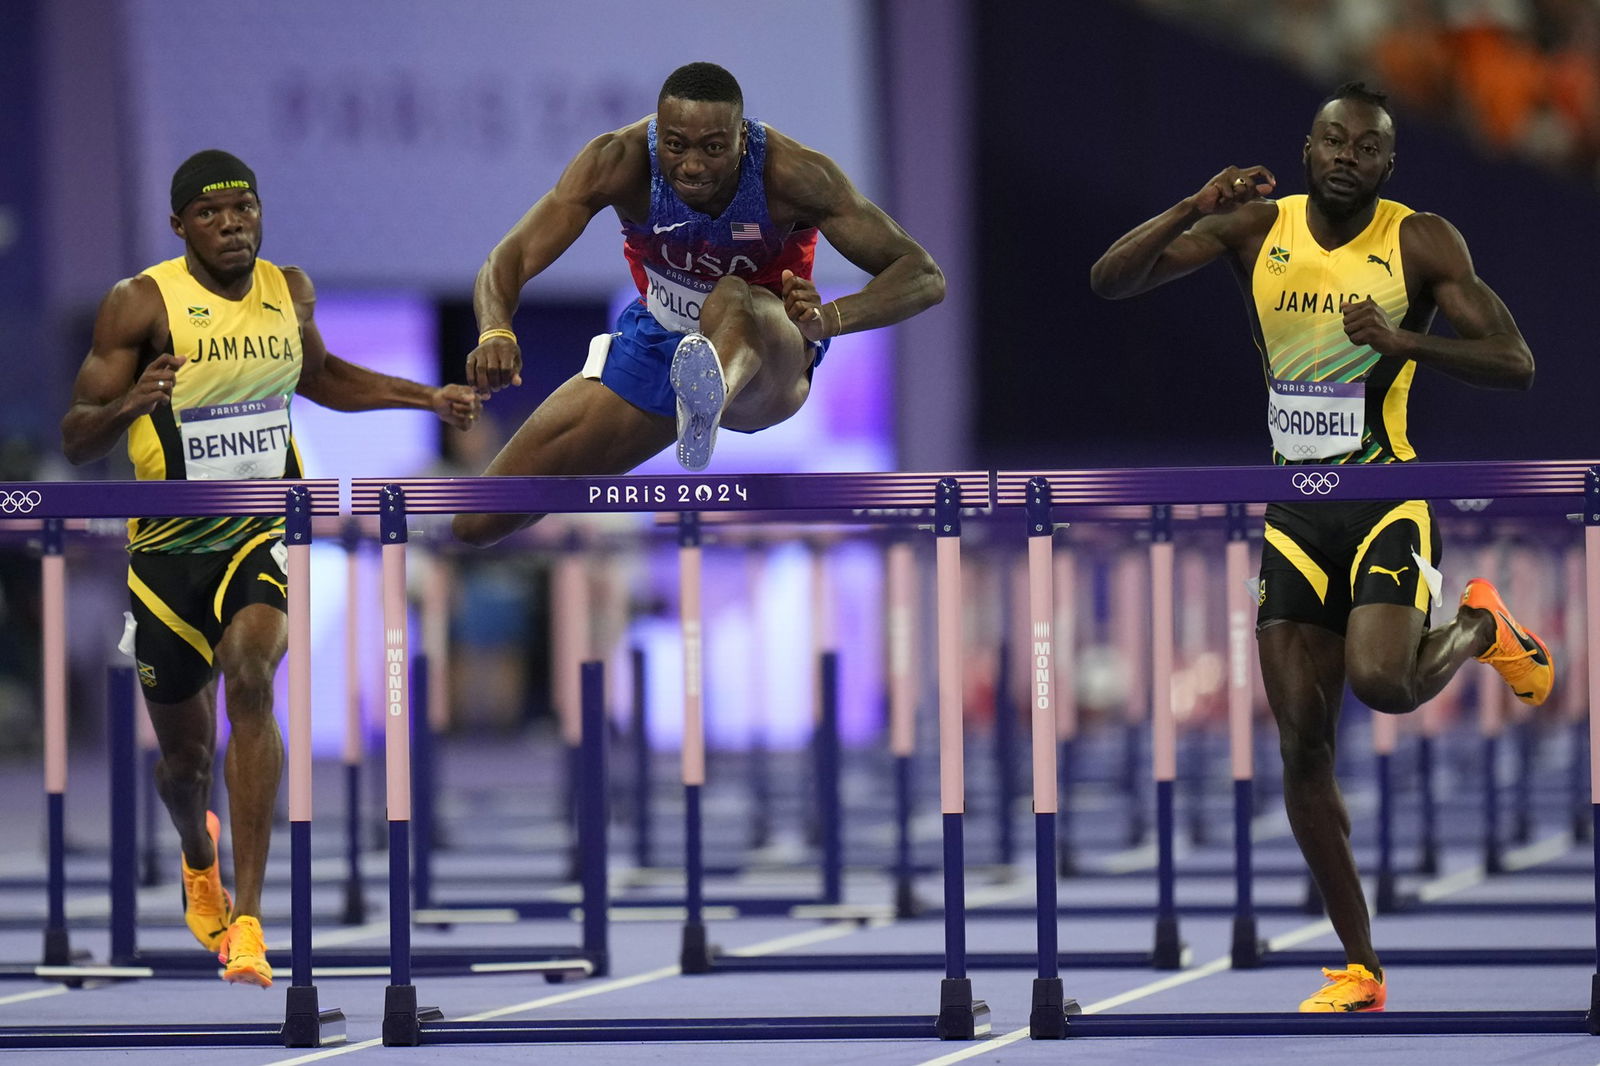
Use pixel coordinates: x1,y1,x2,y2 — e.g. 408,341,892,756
1290,471,1340,496
0,490,42,513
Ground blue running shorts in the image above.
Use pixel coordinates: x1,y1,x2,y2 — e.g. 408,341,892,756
595,299,829,423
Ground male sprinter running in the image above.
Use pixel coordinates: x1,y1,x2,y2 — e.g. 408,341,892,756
1091,82,1551,1012
454,61,943,545
62,150,480,985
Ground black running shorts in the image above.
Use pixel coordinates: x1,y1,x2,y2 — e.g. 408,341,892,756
126,535,288,703
1257,498,1441,636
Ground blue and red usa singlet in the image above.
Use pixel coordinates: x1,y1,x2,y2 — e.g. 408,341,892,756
621,119,818,334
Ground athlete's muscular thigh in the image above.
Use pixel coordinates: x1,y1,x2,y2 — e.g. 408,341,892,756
723,286,812,430
1344,602,1427,713
1258,620,1346,747
213,602,287,684
486,376,676,478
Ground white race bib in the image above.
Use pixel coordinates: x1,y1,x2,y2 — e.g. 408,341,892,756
179,396,292,480
643,264,711,334
1267,379,1364,461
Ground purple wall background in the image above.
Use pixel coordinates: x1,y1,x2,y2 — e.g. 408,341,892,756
18,0,1593,471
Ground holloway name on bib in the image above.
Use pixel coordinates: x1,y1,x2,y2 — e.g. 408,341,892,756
643,264,711,334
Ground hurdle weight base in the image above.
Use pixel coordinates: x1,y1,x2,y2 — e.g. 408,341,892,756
41,927,72,968
1588,974,1600,1036
340,881,367,926
281,985,346,1048
894,879,924,919
1028,977,1078,1039
935,978,988,1040
679,922,715,974
381,984,442,1047
1152,915,1185,971
1375,872,1399,914
1229,916,1264,969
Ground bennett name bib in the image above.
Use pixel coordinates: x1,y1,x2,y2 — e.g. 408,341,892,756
1267,378,1364,461
179,396,292,480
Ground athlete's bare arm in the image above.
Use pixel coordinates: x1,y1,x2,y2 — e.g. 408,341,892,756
285,267,480,429
467,120,654,395
1339,213,1533,390
60,276,184,464
763,129,943,343
1090,165,1278,299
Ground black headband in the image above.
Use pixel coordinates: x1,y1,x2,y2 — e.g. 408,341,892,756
170,150,258,214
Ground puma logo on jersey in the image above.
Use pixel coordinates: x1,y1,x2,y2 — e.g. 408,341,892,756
1366,251,1393,276
1367,563,1409,585
262,301,283,315
256,572,287,596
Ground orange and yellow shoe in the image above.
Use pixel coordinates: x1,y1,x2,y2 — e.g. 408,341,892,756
218,915,273,987
1462,578,1554,706
1298,964,1386,1012
181,810,233,952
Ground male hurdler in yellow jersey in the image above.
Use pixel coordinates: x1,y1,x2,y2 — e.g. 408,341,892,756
1253,194,1414,466
61,150,482,987
1092,83,1548,1012
127,254,305,554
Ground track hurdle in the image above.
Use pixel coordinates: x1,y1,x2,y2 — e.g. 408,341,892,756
353,470,992,1045
997,459,1597,1038
0,479,344,1049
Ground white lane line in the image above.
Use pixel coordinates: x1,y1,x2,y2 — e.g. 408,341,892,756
914,829,1577,1065
1405,831,1571,902
1504,832,1575,872
275,827,1584,1064
457,963,682,1023
0,986,70,1008
1265,918,1334,950
914,1026,1032,1065
464,922,862,1020
723,921,866,957
267,1037,379,1065
1414,865,1485,902
910,939,1271,1065
264,921,865,1062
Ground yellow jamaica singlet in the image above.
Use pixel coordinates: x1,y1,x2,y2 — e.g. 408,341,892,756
126,256,305,553
1250,195,1416,465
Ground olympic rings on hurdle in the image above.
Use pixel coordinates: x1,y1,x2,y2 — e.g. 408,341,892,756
0,490,43,514
1290,471,1340,496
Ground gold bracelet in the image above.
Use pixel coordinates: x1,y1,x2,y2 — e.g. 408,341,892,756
478,327,519,345
831,301,845,338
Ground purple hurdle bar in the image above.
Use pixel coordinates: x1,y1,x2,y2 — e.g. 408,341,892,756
0,480,345,1050
994,460,1598,1038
